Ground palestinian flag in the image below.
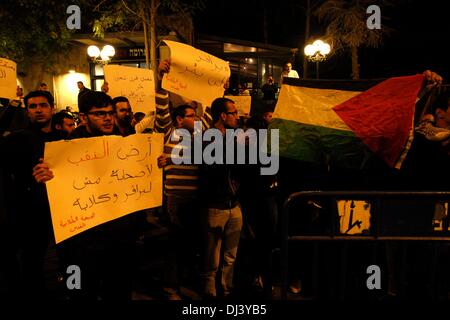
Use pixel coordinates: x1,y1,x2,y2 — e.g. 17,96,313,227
270,75,426,169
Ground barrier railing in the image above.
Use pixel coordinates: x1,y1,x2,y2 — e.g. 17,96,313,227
280,191,450,299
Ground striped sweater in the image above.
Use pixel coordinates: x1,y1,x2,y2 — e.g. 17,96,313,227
154,89,212,197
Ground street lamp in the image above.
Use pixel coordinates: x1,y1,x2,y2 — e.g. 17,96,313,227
304,40,331,79
87,45,115,64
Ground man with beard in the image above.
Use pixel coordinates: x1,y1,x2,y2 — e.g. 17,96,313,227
51,112,76,137
199,97,243,299
33,91,136,300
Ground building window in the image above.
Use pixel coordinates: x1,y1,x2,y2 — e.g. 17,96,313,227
89,61,147,90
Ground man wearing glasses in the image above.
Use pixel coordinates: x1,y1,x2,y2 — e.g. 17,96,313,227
31,62,177,300
1,90,65,297
199,97,243,299
33,90,136,300
156,103,205,300
69,91,115,138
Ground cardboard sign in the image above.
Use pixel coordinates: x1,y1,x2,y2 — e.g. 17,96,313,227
0,57,17,99
338,200,371,235
162,40,230,107
104,64,156,113
44,134,163,243
225,95,251,116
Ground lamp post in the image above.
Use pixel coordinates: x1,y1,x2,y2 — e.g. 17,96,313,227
304,40,331,79
87,45,115,64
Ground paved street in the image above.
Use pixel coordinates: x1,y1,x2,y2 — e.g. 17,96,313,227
31,210,450,301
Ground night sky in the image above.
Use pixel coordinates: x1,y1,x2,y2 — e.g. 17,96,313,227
194,0,450,81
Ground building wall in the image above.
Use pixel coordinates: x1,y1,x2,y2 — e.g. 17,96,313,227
17,45,90,111
52,45,91,112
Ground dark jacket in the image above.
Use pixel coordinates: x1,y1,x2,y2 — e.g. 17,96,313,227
77,87,91,109
1,125,66,239
69,124,93,139
200,135,240,210
239,116,278,199
261,83,278,100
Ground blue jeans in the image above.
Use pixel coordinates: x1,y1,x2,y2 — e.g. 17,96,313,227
201,205,243,297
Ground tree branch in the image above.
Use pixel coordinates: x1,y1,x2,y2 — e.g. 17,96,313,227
131,21,142,32
121,0,141,18
93,0,109,12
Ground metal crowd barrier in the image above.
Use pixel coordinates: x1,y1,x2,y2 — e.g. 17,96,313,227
280,191,450,300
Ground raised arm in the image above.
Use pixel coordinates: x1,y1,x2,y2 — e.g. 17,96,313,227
154,60,172,142
423,70,443,85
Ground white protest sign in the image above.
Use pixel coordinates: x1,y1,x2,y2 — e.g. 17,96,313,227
162,40,230,107
0,57,17,99
104,65,156,113
44,133,163,243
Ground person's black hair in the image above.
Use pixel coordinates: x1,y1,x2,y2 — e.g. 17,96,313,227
51,112,74,131
133,112,145,122
24,90,54,108
261,103,275,114
111,96,130,109
210,97,234,122
78,91,112,113
171,104,195,123
245,114,267,130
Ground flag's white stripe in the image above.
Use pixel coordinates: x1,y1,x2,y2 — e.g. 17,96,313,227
274,85,360,131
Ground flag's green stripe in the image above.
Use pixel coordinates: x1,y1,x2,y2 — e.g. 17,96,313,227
270,118,374,169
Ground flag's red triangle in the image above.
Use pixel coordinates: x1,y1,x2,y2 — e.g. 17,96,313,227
333,75,424,167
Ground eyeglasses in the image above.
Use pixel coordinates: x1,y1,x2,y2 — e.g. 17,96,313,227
225,111,238,116
87,110,115,118
28,102,50,109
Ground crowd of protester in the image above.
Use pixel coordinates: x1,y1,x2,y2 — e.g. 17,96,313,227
1,62,449,301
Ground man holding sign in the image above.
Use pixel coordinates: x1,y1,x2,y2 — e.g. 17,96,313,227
34,91,136,300
34,59,169,299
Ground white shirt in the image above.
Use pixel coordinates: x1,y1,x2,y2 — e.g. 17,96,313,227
280,69,300,85
282,70,299,78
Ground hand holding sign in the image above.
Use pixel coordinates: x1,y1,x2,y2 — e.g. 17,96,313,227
158,60,170,80
162,40,230,107
32,158,54,183
44,134,164,243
